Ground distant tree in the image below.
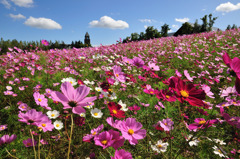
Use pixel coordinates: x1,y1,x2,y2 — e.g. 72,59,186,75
145,26,161,40
192,20,201,33
160,24,170,37
139,32,145,40
232,24,238,29
200,14,218,32
130,33,140,41
226,25,231,30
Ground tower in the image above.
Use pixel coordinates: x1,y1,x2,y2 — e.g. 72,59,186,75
84,32,90,46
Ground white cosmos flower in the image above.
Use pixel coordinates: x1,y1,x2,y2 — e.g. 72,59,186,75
54,120,63,130
151,140,169,153
212,146,228,158
80,113,86,117
6,86,12,90
61,77,77,86
95,87,102,92
91,108,103,118
47,110,60,119
186,135,200,147
118,100,128,111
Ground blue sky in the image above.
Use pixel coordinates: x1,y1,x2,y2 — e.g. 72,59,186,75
0,0,240,46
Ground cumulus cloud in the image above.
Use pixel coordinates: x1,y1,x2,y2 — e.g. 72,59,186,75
175,18,189,23
1,0,11,9
89,16,129,29
24,16,62,29
11,0,33,7
9,13,26,19
216,2,240,13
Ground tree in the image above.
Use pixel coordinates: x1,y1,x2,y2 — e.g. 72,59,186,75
200,14,218,32
208,14,218,31
232,24,238,29
130,33,140,41
193,20,201,33
145,26,161,40
226,25,231,30
139,32,145,40
160,24,170,37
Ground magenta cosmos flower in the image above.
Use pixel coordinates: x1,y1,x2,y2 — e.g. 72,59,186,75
33,92,51,110
120,118,146,145
132,57,144,68
222,53,240,94
188,118,218,131
113,65,126,83
111,149,132,159
23,138,37,147
51,82,97,114
41,40,49,46
0,134,17,146
18,109,49,125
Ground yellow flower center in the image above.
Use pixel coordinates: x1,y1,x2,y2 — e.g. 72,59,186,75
22,106,25,108
198,120,206,125
70,81,73,84
38,98,42,102
56,124,60,127
164,123,168,126
157,144,162,148
233,102,237,104
180,90,189,98
150,91,154,94
94,113,98,116
42,124,46,127
51,114,55,117
101,140,108,145
128,129,134,135
222,104,225,106
27,143,32,146
116,74,119,77
112,109,117,114
92,132,97,135
166,95,170,99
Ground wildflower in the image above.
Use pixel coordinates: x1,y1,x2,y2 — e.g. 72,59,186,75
151,140,169,153
95,87,102,92
18,103,30,111
201,84,215,99
53,120,63,130
148,62,160,71
132,57,144,68
83,124,104,142
6,86,12,90
159,118,174,131
23,138,37,147
47,110,60,119
33,92,50,110
186,135,200,146
74,116,85,126
111,149,132,159
220,86,238,98
108,102,125,119
51,82,97,114
41,40,49,46
0,134,17,146
37,120,54,132
120,118,146,145
40,139,48,145
0,124,7,131
4,90,13,95
106,117,123,130
212,146,228,158
18,109,49,125
91,108,103,118
155,89,176,102
61,77,77,86
113,65,126,83
94,131,114,149
188,118,218,131
118,100,128,111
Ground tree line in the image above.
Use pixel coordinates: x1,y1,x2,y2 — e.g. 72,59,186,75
0,38,90,55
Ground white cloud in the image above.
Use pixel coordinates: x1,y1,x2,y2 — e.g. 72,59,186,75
9,13,26,19
1,0,11,9
24,16,62,29
89,16,129,29
175,18,190,23
11,0,33,7
139,19,152,23
172,24,179,29
216,2,240,13
144,25,149,29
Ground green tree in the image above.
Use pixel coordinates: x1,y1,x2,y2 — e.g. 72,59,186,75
145,26,161,39
130,32,140,41
193,19,201,33
174,22,193,36
232,24,238,29
160,23,170,37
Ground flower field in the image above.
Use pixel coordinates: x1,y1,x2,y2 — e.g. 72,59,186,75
0,29,240,159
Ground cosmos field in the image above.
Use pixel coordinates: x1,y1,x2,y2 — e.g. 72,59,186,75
0,29,240,159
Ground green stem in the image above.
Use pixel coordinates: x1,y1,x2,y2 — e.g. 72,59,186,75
67,114,74,159
30,129,37,159
38,134,41,159
5,148,19,159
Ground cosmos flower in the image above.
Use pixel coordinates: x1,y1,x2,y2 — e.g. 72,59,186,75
18,109,49,126
188,118,218,131
0,134,17,146
111,149,132,159
41,40,49,46
47,110,60,119
113,65,126,83
0,124,7,131
151,140,169,153
53,120,63,130
108,102,125,119
33,92,50,110
132,57,144,68
159,118,174,131
23,138,37,147
119,118,146,145
51,82,97,114
91,108,103,118
61,77,77,86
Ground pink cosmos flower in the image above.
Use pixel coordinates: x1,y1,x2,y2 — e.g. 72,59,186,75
0,134,17,146
148,62,160,71
18,103,30,111
41,40,49,46
188,118,218,131
94,131,115,149
83,124,104,143
159,118,174,131
184,70,196,82
23,138,37,147
222,53,240,94
18,109,49,125
132,57,144,68
33,92,51,110
113,65,126,83
4,90,13,95
119,118,146,145
106,117,123,130
175,69,182,77
51,82,97,114
111,149,132,159
36,119,54,132
201,84,215,99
